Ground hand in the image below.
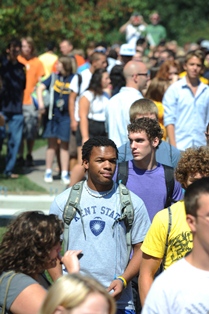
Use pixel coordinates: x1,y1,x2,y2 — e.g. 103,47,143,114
107,279,124,300
71,120,78,132
59,250,82,273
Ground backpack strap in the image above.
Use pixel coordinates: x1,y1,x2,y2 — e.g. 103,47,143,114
63,181,85,252
48,73,57,120
0,271,17,314
162,206,172,270
112,183,134,258
117,161,129,185
163,164,175,208
77,73,82,96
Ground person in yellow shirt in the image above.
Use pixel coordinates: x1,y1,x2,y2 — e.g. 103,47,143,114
139,146,209,306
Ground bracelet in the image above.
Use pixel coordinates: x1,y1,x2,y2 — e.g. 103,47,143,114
116,276,127,288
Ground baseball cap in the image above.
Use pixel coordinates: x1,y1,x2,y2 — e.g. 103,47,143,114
200,40,209,50
119,44,136,56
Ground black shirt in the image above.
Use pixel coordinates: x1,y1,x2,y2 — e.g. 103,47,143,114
0,57,26,114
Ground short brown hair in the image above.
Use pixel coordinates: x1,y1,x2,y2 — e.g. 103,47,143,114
127,117,163,148
129,98,158,123
184,177,209,217
185,49,204,66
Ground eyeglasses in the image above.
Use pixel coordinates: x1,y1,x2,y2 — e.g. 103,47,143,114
196,215,209,222
135,73,149,77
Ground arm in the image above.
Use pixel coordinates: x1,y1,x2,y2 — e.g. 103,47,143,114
10,283,47,314
69,91,78,132
139,253,162,306
119,18,132,33
36,83,46,111
79,95,90,145
166,124,176,147
60,250,81,273
107,242,142,300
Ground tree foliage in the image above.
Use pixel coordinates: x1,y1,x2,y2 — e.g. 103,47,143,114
0,0,209,53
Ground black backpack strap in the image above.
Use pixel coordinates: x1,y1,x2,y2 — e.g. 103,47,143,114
77,73,82,96
117,161,129,185
163,164,175,208
63,181,85,252
162,206,172,270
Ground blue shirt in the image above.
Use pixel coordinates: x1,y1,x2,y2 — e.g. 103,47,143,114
106,87,143,147
117,140,181,169
163,76,209,151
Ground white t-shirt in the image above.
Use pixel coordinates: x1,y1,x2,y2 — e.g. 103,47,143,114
126,24,146,47
142,258,209,314
81,90,109,122
70,69,92,121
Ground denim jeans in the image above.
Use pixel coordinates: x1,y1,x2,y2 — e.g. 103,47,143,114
3,113,24,175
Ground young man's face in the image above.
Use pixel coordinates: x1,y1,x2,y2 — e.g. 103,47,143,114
21,39,32,58
7,45,21,62
187,193,209,255
83,146,117,191
59,40,73,55
129,131,159,162
93,55,107,70
184,56,202,80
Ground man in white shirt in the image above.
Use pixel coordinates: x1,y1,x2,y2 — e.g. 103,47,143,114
119,12,146,48
106,60,149,147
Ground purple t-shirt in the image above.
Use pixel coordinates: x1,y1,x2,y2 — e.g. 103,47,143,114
113,161,183,221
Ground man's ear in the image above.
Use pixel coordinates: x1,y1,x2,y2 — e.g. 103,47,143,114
83,159,89,171
152,137,159,148
186,214,196,232
53,305,67,314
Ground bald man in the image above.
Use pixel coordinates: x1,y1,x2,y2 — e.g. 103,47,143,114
106,61,149,146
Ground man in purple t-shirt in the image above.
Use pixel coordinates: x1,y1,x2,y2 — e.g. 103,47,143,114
114,117,183,221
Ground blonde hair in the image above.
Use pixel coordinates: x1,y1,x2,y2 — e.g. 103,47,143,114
39,273,116,314
129,98,158,123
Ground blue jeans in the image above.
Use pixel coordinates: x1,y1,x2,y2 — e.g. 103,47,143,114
3,113,24,175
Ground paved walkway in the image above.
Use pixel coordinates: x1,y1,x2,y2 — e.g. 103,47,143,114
25,145,68,196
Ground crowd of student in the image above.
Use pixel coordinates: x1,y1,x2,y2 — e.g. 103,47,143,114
0,10,209,314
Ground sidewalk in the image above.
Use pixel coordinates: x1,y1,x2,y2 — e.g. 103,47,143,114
25,145,68,196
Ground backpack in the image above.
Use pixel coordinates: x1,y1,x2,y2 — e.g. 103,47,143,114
63,180,134,258
32,73,57,113
116,161,175,208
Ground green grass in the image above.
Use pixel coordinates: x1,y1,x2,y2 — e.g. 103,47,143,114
0,138,47,193
0,174,47,194
0,227,6,240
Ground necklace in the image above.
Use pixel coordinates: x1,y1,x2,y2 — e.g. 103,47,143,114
84,181,115,198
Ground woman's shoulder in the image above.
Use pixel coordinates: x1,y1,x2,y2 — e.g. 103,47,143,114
81,90,94,101
0,271,38,312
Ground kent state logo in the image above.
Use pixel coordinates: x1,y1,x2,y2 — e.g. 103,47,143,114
90,217,105,236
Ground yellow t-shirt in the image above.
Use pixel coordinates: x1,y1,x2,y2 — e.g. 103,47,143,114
154,100,166,140
179,71,209,85
38,52,58,80
141,201,193,269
